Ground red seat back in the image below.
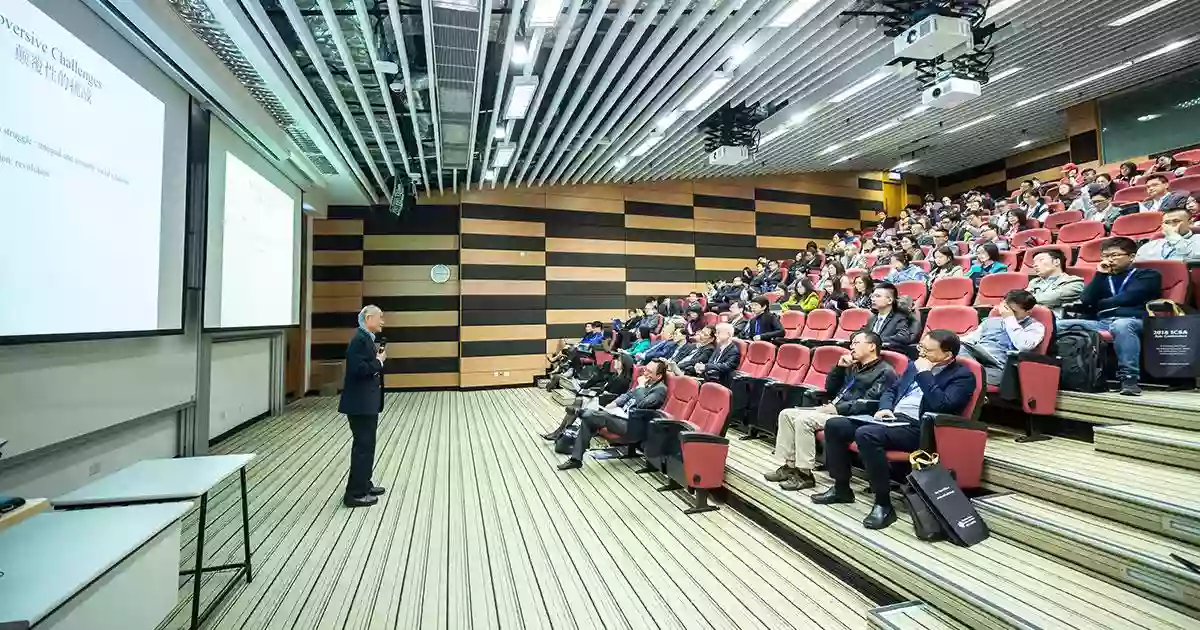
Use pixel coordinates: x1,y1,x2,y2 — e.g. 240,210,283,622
742,341,777,378
1112,212,1163,240
933,357,986,489
780,310,805,339
800,309,837,341
662,374,700,419
764,292,782,304
685,383,732,435
928,277,974,307
778,266,789,286
1112,185,1147,206
880,350,909,376
733,338,750,371
998,249,1020,271
864,253,878,268
629,365,646,390
766,344,811,385
1175,149,1200,164
871,266,891,280
953,255,971,271
1170,175,1200,195
702,311,719,327
895,281,928,307
1134,260,1188,303
975,272,1030,306
924,306,981,336
593,351,613,368
953,242,970,255
1184,165,1200,177
1136,159,1156,172
803,346,849,390
833,308,871,340
1076,238,1105,267
1043,210,1082,232
1011,228,1052,248
1057,220,1104,246
1066,265,1096,285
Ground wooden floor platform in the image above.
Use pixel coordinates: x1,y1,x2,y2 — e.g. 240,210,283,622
868,601,966,630
1093,423,1200,471
1054,389,1200,430
723,430,1199,630
160,391,877,630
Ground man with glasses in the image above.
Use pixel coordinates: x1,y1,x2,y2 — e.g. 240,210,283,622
1058,237,1162,396
1084,185,1123,230
1136,199,1200,262
763,331,896,491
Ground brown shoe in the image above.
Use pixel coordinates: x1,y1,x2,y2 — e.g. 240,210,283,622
764,465,795,483
780,469,816,491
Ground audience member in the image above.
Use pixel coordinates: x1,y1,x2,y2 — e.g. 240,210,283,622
557,358,668,470
976,226,1009,251
884,251,928,284
930,227,950,250
713,276,747,310
840,244,866,270
1148,154,1185,177
927,245,965,287
1140,174,1171,213
671,325,714,375
753,260,784,294
1020,192,1050,224
727,301,750,337
865,282,911,348
1081,167,1098,186
740,266,756,285
1026,249,1084,317
910,222,934,247
814,330,976,530
636,321,682,363
899,234,925,261
1115,161,1139,185
1136,202,1200,262
765,331,896,491
683,306,704,339
1188,193,1200,226
951,212,983,241
746,296,784,340
968,242,1009,286
1058,237,1162,396
958,289,1046,386
543,354,634,440
781,278,820,313
694,322,741,385
793,243,822,276
625,326,652,356
851,275,875,309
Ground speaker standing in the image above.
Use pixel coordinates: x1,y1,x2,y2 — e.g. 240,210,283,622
339,305,387,507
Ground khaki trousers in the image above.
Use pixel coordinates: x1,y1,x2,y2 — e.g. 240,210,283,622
774,408,832,470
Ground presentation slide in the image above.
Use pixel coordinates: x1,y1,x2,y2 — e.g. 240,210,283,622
218,153,297,328
0,0,178,339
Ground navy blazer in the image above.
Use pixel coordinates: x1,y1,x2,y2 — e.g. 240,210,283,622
705,342,742,378
878,359,976,422
339,328,385,416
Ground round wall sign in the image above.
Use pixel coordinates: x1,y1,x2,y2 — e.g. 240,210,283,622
430,264,451,284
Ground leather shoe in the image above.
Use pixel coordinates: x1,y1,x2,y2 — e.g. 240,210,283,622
343,494,378,508
557,458,583,471
368,486,386,496
863,503,897,530
542,432,560,441
811,486,855,505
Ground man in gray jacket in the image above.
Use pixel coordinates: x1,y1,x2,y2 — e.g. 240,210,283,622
1026,249,1084,317
1136,203,1200,263
558,358,669,470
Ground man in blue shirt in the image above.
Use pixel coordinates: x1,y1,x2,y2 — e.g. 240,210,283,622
814,330,976,530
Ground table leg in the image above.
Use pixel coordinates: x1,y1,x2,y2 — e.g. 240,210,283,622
191,492,207,630
239,467,253,583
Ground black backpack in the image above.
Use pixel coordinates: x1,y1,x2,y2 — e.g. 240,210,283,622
1054,327,1107,392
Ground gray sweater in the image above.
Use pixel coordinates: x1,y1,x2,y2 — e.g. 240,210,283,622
1027,273,1085,317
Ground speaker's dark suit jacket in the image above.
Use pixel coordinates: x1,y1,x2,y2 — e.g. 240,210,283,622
339,328,384,416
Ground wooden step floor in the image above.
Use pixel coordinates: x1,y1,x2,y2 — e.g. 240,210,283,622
984,436,1200,545
868,601,968,630
1093,424,1200,472
974,492,1200,616
724,435,1198,630
1055,390,1200,430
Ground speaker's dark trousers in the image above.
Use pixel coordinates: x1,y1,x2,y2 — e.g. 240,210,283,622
823,415,921,506
345,414,378,498
571,409,628,461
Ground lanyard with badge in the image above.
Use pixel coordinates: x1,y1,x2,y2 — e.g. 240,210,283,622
831,374,856,405
1108,270,1134,296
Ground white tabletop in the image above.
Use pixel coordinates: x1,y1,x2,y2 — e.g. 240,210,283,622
0,502,191,628
52,454,255,507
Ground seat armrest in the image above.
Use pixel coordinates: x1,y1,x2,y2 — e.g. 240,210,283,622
651,417,699,432
679,432,729,445
736,375,774,385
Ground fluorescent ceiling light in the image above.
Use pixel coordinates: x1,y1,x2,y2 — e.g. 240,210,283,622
504,75,539,119
630,135,663,157
658,110,681,129
511,42,531,66
1133,38,1195,62
892,159,918,170
985,0,1024,20
789,105,819,125
613,157,628,170
987,67,1022,84
1137,113,1162,122
1014,139,1035,148
493,126,506,139
771,0,820,27
374,60,399,75
1108,0,1184,26
946,114,996,133
830,153,859,165
830,70,892,104
1013,93,1049,108
483,168,497,182
528,0,561,27
730,44,753,67
1055,62,1132,92
760,127,790,146
820,143,845,155
900,105,930,119
852,120,900,142
493,143,517,168
683,73,731,111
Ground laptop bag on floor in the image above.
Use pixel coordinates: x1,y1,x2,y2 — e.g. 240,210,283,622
906,451,989,547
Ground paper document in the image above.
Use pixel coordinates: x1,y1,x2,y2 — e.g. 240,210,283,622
845,414,910,427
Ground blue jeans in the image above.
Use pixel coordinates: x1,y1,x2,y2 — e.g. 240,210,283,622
1057,318,1144,381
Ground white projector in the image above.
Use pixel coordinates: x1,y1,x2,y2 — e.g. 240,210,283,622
921,77,981,109
709,145,749,166
893,14,972,61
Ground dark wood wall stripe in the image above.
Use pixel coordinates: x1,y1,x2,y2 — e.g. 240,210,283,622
459,264,547,281
625,200,695,219
461,339,547,357
385,357,460,374
694,194,755,211
461,309,546,326
460,233,546,252
363,250,459,266
858,177,884,191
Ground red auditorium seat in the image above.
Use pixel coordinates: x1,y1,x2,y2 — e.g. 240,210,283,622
767,343,811,383
1011,228,1051,249
1136,159,1157,172
1184,165,1200,177
927,277,974,307
1112,212,1163,240
1043,210,1083,233
657,382,733,514
799,309,837,341
913,260,931,273
1113,185,1147,206
702,311,719,328
953,255,972,271
987,305,1062,440
1176,149,1200,164
998,249,1020,271
733,338,751,371
863,253,878,268
1067,265,1096,285
780,310,805,339
800,345,849,392
1057,220,1105,247
896,281,928,307
953,242,970,255
727,341,778,433
1134,260,1189,303
833,308,871,341
1170,175,1200,194
975,273,1030,307
740,341,777,378
1114,179,1130,191
1046,201,1066,214
844,268,866,292
1019,244,1073,270
764,292,782,304
870,266,891,280
924,305,981,336
778,266,789,287
880,350,909,376
1076,238,1105,268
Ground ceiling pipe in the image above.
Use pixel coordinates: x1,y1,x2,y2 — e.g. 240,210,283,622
475,0,530,189
384,0,433,192
464,0,494,189
351,0,415,184
417,0,444,192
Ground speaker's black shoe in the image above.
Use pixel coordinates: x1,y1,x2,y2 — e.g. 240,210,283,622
557,458,583,471
863,503,897,530
810,486,855,505
343,494,378,508
368,486,386,496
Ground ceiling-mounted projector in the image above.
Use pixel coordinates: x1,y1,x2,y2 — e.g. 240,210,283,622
893,14,972,60
709,145,749,166
922,76,980,108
